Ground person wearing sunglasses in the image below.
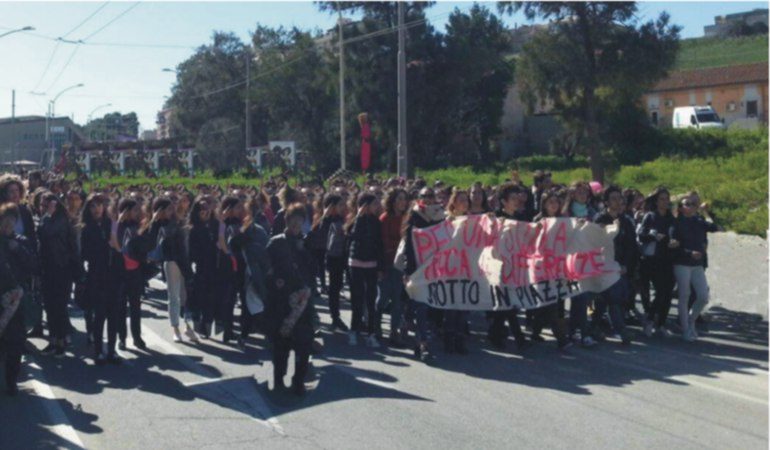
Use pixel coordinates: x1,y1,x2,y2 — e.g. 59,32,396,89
671,197,719,342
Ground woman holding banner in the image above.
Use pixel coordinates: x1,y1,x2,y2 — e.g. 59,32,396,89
403,187,445,362
489,183,529,351
563,182,599,347
531,190,572,350
443,188,471,354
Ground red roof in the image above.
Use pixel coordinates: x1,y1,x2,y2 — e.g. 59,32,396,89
650,62,768,92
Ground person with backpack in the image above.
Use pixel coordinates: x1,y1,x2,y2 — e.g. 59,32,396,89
148,197,196,343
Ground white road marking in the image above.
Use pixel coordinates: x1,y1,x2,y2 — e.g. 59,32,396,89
25,361,86,450
581,351,768,406
140,323,284,435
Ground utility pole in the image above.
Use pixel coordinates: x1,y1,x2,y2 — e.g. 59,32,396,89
397,1,409,178
338,5,346,170
11,90,15,122
245,48,252,152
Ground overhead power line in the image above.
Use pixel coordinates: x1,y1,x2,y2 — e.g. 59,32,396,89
61,1,109,39
82,2,141,41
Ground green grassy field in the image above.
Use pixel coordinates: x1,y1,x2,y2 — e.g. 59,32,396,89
674,34,768,71
86,143,768,237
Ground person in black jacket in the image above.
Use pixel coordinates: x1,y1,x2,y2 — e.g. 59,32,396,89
149,197,196,343
346,193,384,349
592,185,634,345
188,198,219,339
215,196,246,344
0,203,38,395
672,196,719,342
265,203,316,396
323,194,349,331
116,198,148,350
38,192,82,357
229,195,271,350
270,186,301,237
638,187,678,338
403,187,445,362
81,194,124,364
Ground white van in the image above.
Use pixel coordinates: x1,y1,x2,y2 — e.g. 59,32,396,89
672,106,725,129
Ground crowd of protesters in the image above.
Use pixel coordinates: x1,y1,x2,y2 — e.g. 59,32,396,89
0,169,721,397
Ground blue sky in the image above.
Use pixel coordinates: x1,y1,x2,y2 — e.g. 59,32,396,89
0,1,766,131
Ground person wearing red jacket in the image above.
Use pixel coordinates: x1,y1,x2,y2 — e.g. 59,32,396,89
376,188,408,347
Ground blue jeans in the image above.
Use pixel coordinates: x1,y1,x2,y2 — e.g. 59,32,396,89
594,276,629,334
377,267,405,332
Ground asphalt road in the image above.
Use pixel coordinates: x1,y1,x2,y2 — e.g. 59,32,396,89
1,277,767,450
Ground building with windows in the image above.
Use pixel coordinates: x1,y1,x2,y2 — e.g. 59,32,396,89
155,108,173,139
704,9,768,37
0,115,85,165
642,62,768,129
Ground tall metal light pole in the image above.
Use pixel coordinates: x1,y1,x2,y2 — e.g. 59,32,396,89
47,83,84,148
87,103,112,123
396,2,409,178
87,103,112,141
245,48,252,153
338,5,346,170
0,26,34,39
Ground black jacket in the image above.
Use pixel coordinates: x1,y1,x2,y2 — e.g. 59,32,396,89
638,210,676,261
347,214,384,268
18,204,37,249
324,216,346,259
188,220,218,282
264,233,315,343
37,213,82,279
271,209,286,237
594,211,638,270
150,219,193,280
81,218,121,281
404,208,444,276
672,215,719,266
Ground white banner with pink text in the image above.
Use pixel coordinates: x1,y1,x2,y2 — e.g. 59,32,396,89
404,216,620,311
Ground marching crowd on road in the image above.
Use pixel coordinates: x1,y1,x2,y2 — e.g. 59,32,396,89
0,169,722,397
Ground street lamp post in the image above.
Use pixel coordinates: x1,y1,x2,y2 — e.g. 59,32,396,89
0,26,34,39
87,103,112,141
46,83,84,149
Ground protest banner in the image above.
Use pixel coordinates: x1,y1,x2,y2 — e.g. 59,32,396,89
404,215,620,311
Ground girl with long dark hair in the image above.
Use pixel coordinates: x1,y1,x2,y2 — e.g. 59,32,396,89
323,194,349,332
346,193,384,348
638,186,678,338
116,198,147,350
377,188,408,347
188,198,218,339
38,192,81,357
81,194,124,364
149,197,196,343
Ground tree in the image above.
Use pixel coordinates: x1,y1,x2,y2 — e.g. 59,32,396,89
499,2,680,182
195,117,245,173
442,5,514,165
167,32,249,145
250,26,338,174
85,112,139,141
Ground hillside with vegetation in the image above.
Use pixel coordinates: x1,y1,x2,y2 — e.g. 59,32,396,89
674,34,768,71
